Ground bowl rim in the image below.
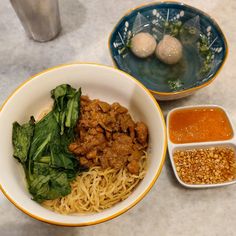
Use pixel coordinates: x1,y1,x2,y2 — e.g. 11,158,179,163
0,62,167,226
108,1,229,97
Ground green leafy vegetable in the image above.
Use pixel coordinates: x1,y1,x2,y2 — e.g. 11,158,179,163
51,84,81,135
29,170,72,202
198,34,213,75
164,20,182,37
12,84,82,202
12,116,35,163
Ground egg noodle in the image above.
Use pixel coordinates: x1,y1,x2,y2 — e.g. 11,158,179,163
43,153,147,214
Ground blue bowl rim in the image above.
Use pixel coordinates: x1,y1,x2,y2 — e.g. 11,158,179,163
108,1,229,97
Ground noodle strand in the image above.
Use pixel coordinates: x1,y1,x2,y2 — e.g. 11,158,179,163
43,153,147,214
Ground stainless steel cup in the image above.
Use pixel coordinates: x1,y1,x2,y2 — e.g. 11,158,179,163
10,0,61,42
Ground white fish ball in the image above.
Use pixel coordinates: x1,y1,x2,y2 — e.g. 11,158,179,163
131,32,157,58
155,35,183,64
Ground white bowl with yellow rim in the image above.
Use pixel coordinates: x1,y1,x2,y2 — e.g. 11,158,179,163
0,63,167,226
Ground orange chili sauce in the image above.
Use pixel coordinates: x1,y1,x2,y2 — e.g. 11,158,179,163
169,107,233,144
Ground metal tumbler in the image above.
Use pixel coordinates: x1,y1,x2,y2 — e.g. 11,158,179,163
10,0,61,42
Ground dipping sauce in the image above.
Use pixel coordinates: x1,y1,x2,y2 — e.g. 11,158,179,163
169,107,233,143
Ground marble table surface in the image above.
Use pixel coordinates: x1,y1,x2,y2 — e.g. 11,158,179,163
0,0,236,235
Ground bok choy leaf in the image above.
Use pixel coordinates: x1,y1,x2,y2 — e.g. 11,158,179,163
12,84,82,202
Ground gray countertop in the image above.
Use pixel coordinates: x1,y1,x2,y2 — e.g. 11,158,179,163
1,0,236,235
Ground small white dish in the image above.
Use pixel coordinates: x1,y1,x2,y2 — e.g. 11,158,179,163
166,104,236,188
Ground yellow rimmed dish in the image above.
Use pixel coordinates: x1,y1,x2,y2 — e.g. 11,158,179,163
0,63,167,226
108,1,228,100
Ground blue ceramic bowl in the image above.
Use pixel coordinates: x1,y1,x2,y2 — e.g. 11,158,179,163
109,2,228,100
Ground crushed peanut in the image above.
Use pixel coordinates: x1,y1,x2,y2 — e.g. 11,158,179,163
173,146,236,184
